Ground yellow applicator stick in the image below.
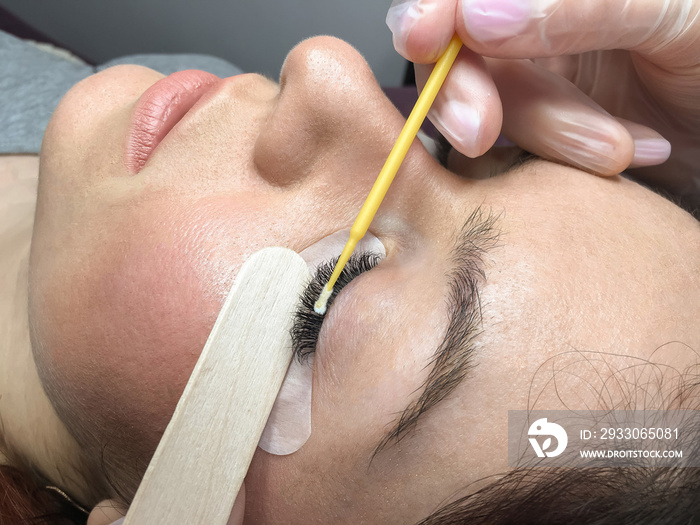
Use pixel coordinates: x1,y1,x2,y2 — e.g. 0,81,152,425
314,35,463,315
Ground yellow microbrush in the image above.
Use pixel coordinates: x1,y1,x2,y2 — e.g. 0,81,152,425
314,35,463,314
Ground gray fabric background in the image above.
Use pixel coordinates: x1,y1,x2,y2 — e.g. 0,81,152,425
0,30,243,154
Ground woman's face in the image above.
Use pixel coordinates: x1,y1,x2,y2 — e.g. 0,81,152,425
30,37,700,523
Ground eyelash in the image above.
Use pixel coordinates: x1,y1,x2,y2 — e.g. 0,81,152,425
291,251,382,364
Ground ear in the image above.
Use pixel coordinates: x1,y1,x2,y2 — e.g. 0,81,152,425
86,499,126,525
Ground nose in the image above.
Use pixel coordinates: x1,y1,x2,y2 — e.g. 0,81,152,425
252,37,408,189
251,36,458,243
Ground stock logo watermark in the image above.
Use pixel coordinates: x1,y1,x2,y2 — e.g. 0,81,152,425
528,418,568,458
509,410,700,468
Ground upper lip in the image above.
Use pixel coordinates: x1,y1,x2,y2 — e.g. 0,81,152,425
124,70,222,173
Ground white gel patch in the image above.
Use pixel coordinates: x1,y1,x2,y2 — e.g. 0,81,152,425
258,229,385,455
297,228,386,270
258,354,314,455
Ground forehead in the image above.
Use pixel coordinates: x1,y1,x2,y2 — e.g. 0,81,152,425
474,159,700,371
403,163,700,495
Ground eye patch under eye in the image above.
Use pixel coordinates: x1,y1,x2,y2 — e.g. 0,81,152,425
291,251,381,363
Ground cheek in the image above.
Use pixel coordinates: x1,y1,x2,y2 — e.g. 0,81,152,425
33,221,225,452
91,236,221,409
30,191,325,462
30,200,254,461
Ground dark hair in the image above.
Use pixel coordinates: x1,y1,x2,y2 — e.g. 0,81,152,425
417,359,700,524
0,463,86,525
418,462,700,524
10,349,700,524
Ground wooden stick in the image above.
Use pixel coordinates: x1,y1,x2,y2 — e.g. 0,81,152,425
124,247,310,525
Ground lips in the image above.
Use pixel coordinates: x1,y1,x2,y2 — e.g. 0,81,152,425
125,69,222,173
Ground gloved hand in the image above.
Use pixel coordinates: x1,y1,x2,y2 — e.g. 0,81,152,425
386,0,700,203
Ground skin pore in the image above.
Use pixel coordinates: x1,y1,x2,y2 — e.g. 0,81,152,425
0,36,699,524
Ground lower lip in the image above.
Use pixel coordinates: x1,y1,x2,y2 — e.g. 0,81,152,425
125,70,222,173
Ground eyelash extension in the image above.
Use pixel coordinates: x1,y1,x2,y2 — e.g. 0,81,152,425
291,251,381,364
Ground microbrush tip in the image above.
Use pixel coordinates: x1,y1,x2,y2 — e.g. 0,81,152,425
314,284,333,315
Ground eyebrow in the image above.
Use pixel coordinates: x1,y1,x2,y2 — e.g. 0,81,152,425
372,206,501,458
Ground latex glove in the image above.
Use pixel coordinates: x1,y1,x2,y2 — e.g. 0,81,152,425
386,0,700,203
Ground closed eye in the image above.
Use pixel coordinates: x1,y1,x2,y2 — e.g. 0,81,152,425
291,251,381,364
435,132,537,178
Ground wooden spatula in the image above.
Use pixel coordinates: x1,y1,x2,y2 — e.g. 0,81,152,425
124,247,310,524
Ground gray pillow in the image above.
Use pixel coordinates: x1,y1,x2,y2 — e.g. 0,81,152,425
0,30,244,154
